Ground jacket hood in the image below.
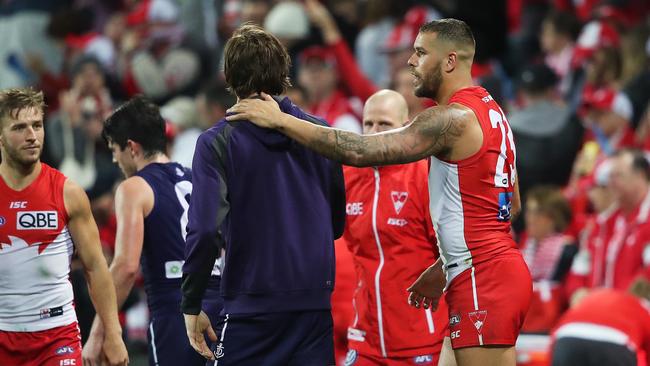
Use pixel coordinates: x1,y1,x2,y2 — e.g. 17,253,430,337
228,96,298,149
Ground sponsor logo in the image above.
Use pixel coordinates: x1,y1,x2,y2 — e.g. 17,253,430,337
449,314,461,326
344,349,358,366
214,343,224,359
387,218,408,226
9,201,27,209
451,330,461,339
55,346,75,355
0,216,5,226
40,306,64,319
497,192,513,222
165,261,183,279
390,191,408,214
346,202,363,216
482,95,493,103
17,211,58,230
413,355,434,364
59,360,76,366
347,327,366,342
468,310,488,334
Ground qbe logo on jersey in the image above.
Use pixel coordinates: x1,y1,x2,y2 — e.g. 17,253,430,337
17,211,58,230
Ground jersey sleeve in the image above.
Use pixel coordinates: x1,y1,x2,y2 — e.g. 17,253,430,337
181,130,229,314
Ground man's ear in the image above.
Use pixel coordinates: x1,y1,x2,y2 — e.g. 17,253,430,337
126,139,138,158
445,52,458,73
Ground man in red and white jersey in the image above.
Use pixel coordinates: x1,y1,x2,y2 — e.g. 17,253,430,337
226,18,532,366
340,90,450,366
568,150,650,301
0,88,128,366
550,284,650,366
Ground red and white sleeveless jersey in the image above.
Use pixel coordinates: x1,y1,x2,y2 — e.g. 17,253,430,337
0,164,76,331
429,86,518,284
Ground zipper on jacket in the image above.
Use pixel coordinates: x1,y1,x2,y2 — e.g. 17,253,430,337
371,168,387,357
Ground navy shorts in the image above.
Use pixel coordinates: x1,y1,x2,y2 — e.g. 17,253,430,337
148,295,222,366
210,310,334,366
148,312,207,366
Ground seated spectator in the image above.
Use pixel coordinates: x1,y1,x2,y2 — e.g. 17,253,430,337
580,86,635,156
566,160,617,303
539,10,581,96
568,149,650,304
511,63,583,202
520,186,577,333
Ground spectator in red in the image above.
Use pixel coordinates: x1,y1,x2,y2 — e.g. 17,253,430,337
302,0,432,121
580,86,635,157
550,280,650,366
539,11,581,96
566,159,617,302
568,148,650,304
297,45,362,132
520,186,577,333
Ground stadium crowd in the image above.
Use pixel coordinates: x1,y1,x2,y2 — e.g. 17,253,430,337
1,0,650,365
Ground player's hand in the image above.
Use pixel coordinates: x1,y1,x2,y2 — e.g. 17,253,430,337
101,331,129,366
184,311,218,360
407,263,446,311
82,331,104,366
226,93,282,129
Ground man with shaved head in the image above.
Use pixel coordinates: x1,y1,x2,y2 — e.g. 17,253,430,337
227,18,530,366
336,89,450,366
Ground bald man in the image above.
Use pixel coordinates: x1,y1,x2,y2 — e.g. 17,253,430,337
334,90,451,366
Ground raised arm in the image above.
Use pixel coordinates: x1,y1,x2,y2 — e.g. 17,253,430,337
64,180,129,366
226,93,468,166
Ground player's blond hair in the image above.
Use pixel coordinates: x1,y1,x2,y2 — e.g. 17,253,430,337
0,88,45,126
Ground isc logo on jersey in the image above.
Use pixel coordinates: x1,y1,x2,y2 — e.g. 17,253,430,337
16,211,58,230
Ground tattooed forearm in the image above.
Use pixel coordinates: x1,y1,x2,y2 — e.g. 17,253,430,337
288,105,466,167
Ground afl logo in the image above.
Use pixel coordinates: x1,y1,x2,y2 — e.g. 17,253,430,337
0,216,5,226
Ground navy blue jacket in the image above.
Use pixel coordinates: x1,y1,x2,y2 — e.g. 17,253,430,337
181,97,345,315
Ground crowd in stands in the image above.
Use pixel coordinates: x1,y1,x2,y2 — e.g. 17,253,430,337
1,0,650,364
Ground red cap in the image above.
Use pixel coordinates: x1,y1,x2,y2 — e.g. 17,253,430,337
572,21,620,68
299,46,337,68
382,22,419,53
580,86,633,121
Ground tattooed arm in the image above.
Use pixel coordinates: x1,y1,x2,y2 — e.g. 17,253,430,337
226,93,468,167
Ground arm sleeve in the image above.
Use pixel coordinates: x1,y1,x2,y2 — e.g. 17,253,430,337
330,39,377,103
181,131,230,314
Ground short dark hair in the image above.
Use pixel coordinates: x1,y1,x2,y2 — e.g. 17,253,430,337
614,148,650,181
0,88,45,126
200,81,236,109
526,185,572,232
102,96,167,157
544,10,582,41
223,23,291,98
419,18,475,50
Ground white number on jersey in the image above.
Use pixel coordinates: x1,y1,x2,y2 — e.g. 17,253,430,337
174,181,193,241
488,108,516,188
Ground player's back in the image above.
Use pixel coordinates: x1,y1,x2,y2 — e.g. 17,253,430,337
429,86,518,283
0,164,76,331
193,96,345,315
135,162,219,315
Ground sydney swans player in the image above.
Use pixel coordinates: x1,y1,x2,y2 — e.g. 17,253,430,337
0,88,128,366
227,19,532,366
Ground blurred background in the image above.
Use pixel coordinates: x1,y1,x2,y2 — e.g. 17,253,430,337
1,0,649,365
